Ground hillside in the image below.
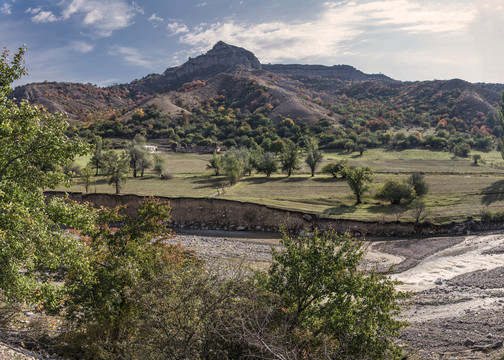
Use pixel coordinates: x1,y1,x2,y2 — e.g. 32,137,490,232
10,41,504,149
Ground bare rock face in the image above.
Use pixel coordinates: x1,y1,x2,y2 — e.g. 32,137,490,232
142,41,262,92
170,41,262,77
262,64,394,82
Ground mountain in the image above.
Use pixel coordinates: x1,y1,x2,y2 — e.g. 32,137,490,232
10,41,504,139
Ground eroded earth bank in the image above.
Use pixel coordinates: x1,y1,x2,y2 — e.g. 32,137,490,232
169,229,504,360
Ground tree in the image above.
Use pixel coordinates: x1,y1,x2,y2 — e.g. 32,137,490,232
64,198,188,356
345,166,373,204
279,140,301,177
472,154,482,165
255,152,278,177
408,172,429,197
0,46,89,305
127,135,150,178
103,150,130,194
153,153,165,178
265,229,407,359
322,160,349,178
81,165,95,193
499,93,504,161
223,152,243,185
375,179,414,205
89,136,107,176
304,138,324,176
206,151,223,176
453,142,470,157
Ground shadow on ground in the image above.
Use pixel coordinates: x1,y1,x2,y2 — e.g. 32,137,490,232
481,180,504,205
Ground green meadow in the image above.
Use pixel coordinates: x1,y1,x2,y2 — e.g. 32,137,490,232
63,148,504,224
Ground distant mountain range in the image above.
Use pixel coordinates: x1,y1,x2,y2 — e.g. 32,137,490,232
11,41,504,135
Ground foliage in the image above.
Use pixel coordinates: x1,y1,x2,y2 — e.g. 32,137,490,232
0,47,90,306
279,139,301,176
63,198,187,358
255,151,278,177
103,150,130,194
499,92,504,162
375,179,414,205
322,160,349,178
81,165,95,193
153,153,165,178
408,172,429,197
304,138,324,176
223,152,243,185
127,135,151,178
409,199,430,224
265,229,407,359
472,153,482,165
206,152,224,176
345,166,374,204
453,142,471,157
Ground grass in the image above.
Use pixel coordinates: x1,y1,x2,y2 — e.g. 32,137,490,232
58,148,504,224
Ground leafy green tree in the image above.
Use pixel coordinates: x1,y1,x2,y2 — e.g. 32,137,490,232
265,229,407,359
89,136,107,176
153,153,165,178
304,138,324,176
103,150,130,194
453,142,471,157
255,152,278,177
0,46,89,305
206,152,224,176
127,135,151,178
279,140,301,177
322,160,349,178
375,179,414,205
64,198,186,356
499,93,504,161
472,153,482,165
408,172,429,197
345,166,373,204
81,165,95,193
223,153,243,185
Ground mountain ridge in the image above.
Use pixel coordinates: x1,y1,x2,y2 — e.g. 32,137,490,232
10,41,504,137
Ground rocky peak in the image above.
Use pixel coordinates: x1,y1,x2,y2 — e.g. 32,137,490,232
164,41,261,80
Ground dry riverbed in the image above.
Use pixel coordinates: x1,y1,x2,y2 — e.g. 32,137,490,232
169,229,504,360
4,229,504,359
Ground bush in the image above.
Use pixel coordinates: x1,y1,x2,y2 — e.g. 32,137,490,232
321,160,348,178
453,142,471,157
408,173,429,197
376,179,415,205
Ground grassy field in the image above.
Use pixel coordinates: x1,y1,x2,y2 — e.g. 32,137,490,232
58,148,504,224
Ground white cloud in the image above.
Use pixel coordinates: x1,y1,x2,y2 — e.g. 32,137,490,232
31,10,58,23
167,21,189,36
70,40,94,53
26,7,41,14
108,45,157,68
1,3,12,15
196,2,208,7
178,0,476,65
61,0,141,37
149,13,163,22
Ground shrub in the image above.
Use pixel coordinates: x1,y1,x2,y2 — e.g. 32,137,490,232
408,173,429,197
453,142,471,157
376,179,414,205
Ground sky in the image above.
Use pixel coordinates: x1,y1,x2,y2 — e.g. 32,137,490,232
1,0,504,87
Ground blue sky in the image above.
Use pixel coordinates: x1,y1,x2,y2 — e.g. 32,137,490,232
1,0,503,87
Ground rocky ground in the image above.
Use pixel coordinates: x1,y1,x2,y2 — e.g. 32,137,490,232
4,229,504,359
168,229,504,360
